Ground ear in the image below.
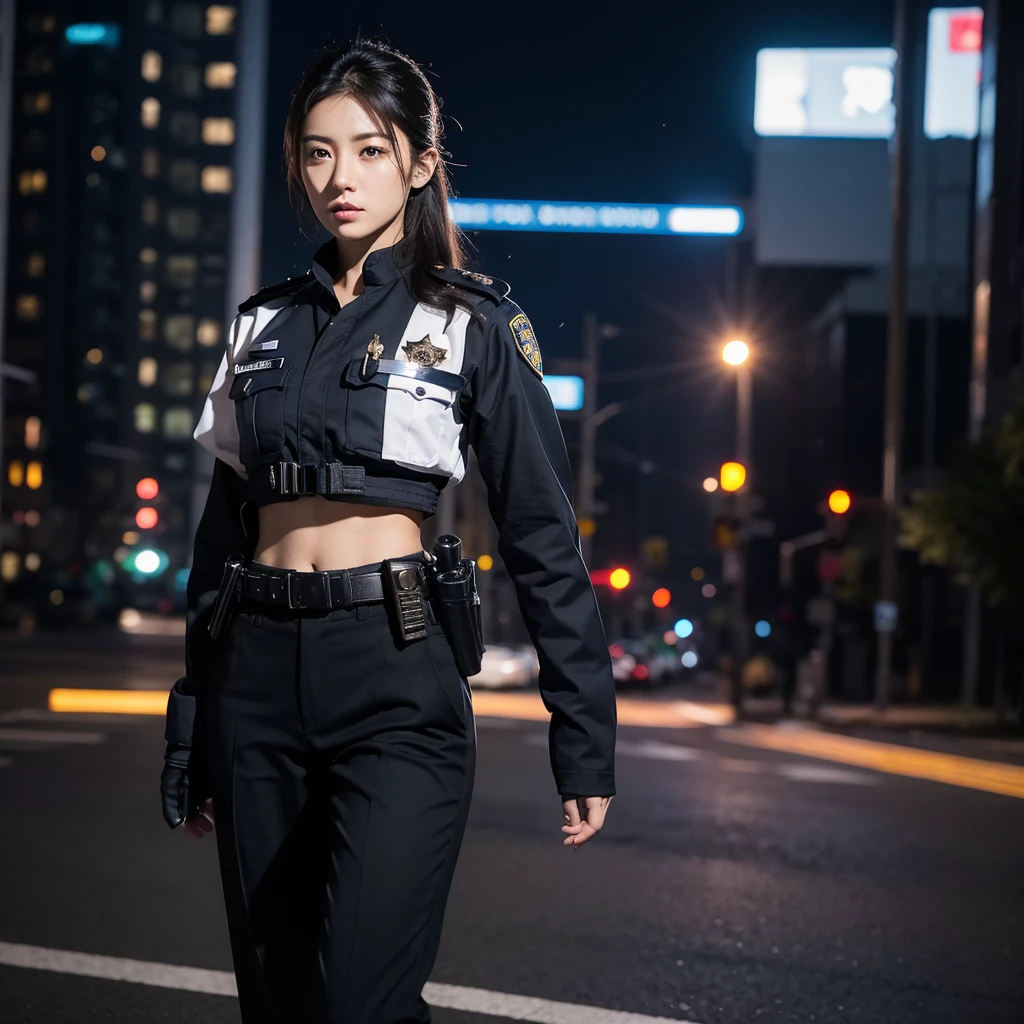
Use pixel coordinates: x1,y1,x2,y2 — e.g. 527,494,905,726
410,147,440,189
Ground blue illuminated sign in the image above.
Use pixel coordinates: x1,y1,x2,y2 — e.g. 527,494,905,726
448,199,743,236
66,23,121,47
543,375,584,411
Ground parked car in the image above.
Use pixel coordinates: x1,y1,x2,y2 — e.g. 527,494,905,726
609,639,678,689
469,644,539,689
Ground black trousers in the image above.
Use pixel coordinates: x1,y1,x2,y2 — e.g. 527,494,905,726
204,553,477,1023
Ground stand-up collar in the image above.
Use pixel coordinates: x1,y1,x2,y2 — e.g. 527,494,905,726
309,239,413,301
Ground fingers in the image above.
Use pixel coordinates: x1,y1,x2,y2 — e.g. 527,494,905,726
560,795,612,849
182,808,215,839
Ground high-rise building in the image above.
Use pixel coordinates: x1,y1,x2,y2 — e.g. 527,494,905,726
0,2,265,620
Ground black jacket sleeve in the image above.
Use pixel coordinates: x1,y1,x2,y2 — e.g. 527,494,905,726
467,299,617,798
163,459,253,773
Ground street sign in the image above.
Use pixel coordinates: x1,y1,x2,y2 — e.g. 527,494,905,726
874,600,898,633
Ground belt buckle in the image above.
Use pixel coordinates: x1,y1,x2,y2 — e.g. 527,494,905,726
286,570,331,609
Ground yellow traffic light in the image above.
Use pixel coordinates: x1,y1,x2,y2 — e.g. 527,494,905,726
828,489,852,515
609,567,631,590
720,461,746,492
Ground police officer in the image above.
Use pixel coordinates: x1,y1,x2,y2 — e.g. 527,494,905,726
160,39,616,1024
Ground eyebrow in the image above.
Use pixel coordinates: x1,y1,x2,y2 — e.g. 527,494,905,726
301,132,390,144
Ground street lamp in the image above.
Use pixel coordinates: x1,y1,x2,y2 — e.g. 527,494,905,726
722,339,750,366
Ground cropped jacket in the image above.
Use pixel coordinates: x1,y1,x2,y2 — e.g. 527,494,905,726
164,240,617,799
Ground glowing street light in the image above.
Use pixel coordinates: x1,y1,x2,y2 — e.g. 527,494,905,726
722,339,750,366
828,489,852,515
703,476,719,493
720,461,747,492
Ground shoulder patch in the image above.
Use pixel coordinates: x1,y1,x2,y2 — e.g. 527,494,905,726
507,305,543,379
429,264,511,304
237,270,313,314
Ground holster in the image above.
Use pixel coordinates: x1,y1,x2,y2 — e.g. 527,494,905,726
207,554,245,639
428,539,485,678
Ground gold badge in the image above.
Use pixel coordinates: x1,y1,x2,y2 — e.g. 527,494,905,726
401,334,448,367
509,313,543,379
366,334,384,360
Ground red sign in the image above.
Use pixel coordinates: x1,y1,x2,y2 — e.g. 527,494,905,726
949,12,982,53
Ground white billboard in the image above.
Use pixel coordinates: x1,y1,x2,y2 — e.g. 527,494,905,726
924,7,982,140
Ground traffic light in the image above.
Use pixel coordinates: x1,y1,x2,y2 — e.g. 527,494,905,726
720,461,746,492
136,507,158,529
651,587,671,608
827,489,851,515
136,477,159,500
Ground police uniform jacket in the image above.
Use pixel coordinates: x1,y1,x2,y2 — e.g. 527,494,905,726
165,240,616,799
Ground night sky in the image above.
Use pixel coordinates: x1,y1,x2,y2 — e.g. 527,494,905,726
258,0,895,587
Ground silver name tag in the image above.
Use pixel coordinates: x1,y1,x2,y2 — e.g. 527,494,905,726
235,357,284,373
249,339,279,352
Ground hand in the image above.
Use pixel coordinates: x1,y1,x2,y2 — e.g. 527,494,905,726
560,795,613,849
182,798,215,839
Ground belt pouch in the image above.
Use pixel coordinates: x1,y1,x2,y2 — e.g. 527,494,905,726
432,560,485,678
381,559,429,643
207,554,245,639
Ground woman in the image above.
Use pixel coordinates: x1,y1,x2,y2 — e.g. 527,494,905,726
159,39,617,1023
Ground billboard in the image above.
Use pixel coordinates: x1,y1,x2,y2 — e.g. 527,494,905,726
924,7,982,140
754,48,896,139
448,199,742,236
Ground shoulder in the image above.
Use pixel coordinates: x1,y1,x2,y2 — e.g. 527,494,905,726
491,298,544,381
429,265,511,306
237,270,314,314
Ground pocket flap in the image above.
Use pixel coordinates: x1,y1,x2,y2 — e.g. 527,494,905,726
384,375,456,406
229,364,291,400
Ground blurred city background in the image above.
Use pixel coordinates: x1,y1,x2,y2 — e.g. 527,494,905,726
0,2,1022,1023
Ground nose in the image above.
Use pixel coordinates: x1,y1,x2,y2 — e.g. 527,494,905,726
331,151,355,196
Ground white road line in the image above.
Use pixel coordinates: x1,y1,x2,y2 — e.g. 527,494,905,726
775,764,880,785
0,728,106,745
0,942,699,1023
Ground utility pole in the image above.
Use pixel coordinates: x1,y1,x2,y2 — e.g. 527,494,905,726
873,0,913,712
729,360,752,711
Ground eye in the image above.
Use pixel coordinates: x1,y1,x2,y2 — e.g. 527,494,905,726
308,147,330,160
361,145,385,158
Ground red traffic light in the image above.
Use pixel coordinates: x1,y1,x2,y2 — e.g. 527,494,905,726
136,507,159,529
136,477,159,500
652,587,671,608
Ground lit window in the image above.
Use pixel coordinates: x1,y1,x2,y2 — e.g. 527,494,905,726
134,403,157,433
23,92,52,115
196,319,221,346
141,97,161,129
31,170,46,191
26,462,42,490
168,159,199,194
201,165,232,193
202,117,234,145
162,362,195,396
91,145,106,161
140,247,159,265
164,314,195,351
141,50,162,81
140,281,157,303
206,5,236,34
1,552,19,582
204,62,236,89
26,253,45,276
24,552,41,571
141,196,159,225
16,295,40,320
139,309,158,340
165,256,197,290
166,207,200,240
163,407,195,439
141,148,160,178
25,510,41,528
24,417,41,450
18,170,47,194
85,348,103,365
138,357,158,386
8,460,24,487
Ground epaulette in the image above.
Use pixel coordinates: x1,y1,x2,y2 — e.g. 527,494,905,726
429,265,510,304
237,270,313,314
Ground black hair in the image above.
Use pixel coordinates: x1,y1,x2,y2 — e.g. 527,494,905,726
283,39,480,323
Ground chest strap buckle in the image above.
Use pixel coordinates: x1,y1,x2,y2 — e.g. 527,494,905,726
270,462,366,497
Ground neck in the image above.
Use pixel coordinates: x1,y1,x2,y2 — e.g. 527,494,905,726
332,215,405,295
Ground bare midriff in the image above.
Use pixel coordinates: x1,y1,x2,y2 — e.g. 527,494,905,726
255,497,426,572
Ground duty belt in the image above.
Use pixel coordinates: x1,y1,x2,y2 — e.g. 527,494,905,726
239,560,430,612
265,461,367,497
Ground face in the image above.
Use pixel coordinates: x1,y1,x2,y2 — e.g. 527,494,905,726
299,93,438,246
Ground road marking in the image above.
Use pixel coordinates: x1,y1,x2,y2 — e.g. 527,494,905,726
48,689,169,715
0,941,699,1023
723,725,1024,800
0,728,106,745
775,763,879,785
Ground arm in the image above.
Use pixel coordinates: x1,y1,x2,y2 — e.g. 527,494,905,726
467,301,616,799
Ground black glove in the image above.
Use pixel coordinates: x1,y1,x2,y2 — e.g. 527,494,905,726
161,743,200,829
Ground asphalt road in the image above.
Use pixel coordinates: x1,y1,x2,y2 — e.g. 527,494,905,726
0,630,1022,1024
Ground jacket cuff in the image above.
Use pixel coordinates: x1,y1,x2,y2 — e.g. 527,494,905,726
553,770,616,799
164,680,197,746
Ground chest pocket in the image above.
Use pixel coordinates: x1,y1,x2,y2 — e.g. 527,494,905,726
228,364,292,468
